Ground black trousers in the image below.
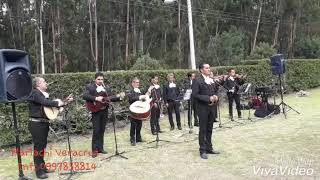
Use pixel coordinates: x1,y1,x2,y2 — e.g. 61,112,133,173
188,98,199,127
130,117,142,140
150,106,160,133
197,104,216,153
227,92,241,117
28,121,49,175
91,109,108,152
167,100,181,128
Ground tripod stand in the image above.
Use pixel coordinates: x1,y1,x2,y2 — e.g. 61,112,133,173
10,102,32,180
277,74,300,118
101,104,127,161
60,107,92,179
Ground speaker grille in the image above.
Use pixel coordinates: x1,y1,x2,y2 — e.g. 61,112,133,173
6,69,32,101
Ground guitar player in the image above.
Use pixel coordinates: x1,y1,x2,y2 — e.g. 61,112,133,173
127,77,148,146
28,77,73,179
82,72,122,158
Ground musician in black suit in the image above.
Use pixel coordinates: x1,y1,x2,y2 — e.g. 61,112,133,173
163,73,181,130
127,77,147,146
83,72,121,157
192,63,220,159
223,68,246,120
28,77,72,179
147,75,162,135
184,72,199,127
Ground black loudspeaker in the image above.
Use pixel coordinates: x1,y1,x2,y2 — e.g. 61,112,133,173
0,49,32,102
270,54,285,75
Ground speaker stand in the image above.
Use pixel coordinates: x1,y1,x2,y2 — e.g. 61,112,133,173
277,74,300,118
11,103,32,180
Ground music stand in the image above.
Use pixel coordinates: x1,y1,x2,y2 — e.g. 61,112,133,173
238,83,253,121
276,74,300,118
10,103,32,180
101,104,128,161
60,106,93,179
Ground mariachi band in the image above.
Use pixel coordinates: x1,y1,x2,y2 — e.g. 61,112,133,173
27,65,247,178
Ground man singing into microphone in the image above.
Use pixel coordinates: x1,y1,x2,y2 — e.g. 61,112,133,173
83,72,121,158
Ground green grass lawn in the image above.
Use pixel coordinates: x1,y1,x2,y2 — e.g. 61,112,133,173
1,88,320,180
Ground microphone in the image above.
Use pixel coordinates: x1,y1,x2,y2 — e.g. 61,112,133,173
47,81,58,85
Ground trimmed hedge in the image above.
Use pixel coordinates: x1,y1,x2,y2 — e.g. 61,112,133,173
1,59,320,147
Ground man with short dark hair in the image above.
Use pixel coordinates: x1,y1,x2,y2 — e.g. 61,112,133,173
192,63,220,159
83,72,121,157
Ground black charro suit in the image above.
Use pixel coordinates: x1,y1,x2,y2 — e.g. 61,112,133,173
127,88,143,143
163,83,181,129
192,75,218,154
28,89,60,176
83,83,120,153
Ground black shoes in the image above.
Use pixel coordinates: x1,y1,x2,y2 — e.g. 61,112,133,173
200,150,220,159
177,126,182,130
92,151,98,158
194,121,199,127
206,150,220,154
36,173,48,179
44,168,55,173
170,126,175,131
200,153,208,159
99,150,108,154
130,138,136,146
136,137,144,142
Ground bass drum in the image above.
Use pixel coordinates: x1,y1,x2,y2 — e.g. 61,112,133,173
129,100,151,121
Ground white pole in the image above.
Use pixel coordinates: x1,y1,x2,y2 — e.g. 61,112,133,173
40,0,45,74
187,0,196,70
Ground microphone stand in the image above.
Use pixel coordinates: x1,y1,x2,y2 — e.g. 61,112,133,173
147,88,171,148
101,103,128,161
177,91,193,138
60,104,92,179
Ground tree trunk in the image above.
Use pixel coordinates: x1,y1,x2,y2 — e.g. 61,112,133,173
51,7,57,73
102,25,106,71
251,0,262,55
125,0,130,70
94,0,99,72
88,0,96,71
272,0,280,48
132,4,137,57
8,8,16,48
57,0,62,73
178,0,182,68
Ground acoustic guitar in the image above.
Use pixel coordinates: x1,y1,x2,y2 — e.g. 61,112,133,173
129,97,153,121
43,94,73,121
85,92,125,112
